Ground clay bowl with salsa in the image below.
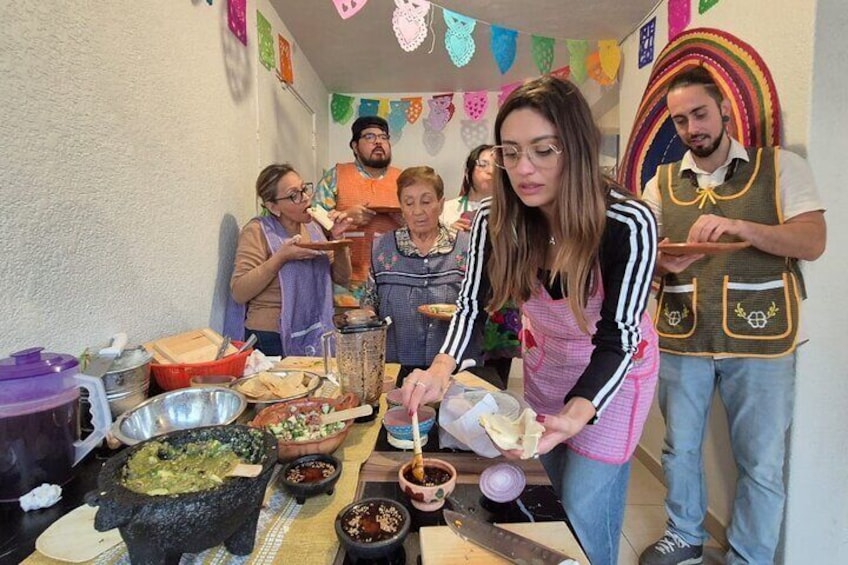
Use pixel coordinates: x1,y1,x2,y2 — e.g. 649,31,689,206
398,457,457,512
85,424,276,564
249,392,360,462
334,497,411,562
279,453,342,504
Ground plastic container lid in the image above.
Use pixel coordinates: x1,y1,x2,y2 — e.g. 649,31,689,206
0,347,79,382
0,348,81,412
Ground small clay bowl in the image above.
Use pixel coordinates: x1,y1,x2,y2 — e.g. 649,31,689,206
279,454,342,504
385,388,404,407
335,497,410,562
397,457,457,512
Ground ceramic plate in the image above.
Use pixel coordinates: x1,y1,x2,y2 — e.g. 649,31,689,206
417,303,457,321
294,239,352,251
659,241,751,256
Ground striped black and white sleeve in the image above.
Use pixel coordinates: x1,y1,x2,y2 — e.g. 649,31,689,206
564,194,658,417
439,199,491,367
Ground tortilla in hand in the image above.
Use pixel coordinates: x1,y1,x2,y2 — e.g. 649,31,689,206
479,407,545,459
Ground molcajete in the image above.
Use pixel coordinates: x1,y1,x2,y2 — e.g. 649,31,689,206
85,425,276,565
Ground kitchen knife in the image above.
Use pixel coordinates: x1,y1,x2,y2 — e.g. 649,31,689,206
83,333,128,379
443,509,580,565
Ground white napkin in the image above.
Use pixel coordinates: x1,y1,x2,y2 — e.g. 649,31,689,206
242,350,280,376
438,382,523,458
20,483,62,511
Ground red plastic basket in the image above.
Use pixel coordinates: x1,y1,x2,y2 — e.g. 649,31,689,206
151,341,253,391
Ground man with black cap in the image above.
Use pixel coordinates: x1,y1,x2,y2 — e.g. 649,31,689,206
313,115,402,307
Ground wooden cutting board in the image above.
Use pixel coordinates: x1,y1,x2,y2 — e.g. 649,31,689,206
144,328,238,364
419,521,589,565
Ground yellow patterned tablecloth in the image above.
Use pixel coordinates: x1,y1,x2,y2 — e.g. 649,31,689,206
23,396,387,565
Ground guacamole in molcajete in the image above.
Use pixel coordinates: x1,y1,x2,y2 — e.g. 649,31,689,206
122,439,242,496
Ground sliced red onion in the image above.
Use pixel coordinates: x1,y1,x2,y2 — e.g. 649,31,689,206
479,463,526,503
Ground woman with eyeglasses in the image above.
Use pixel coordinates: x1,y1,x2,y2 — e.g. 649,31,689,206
440,144,496,234
231,164,352,357
401,76,659,565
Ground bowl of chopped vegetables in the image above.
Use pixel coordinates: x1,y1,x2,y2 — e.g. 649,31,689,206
248,392,360,462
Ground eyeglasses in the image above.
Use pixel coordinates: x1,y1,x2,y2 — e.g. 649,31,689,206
273,182,314,204
359,132,390,143
492,142,564,170
475,158,493,169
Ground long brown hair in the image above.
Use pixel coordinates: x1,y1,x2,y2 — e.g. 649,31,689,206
488,76,608,333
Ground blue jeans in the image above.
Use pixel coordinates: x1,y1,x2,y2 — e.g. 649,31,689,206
658,353,795,564
540,444,630,565
245,329,283,357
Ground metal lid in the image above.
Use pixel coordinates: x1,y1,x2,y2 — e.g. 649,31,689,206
104,346,153,373
332,309,389,333
0,347,79,382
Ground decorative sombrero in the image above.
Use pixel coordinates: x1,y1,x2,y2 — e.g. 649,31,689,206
619,28,782,194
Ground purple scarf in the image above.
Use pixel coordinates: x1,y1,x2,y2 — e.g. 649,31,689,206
258,216,335,356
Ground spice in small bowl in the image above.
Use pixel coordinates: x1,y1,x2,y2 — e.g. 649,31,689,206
279,454,342,504
334,498,410,561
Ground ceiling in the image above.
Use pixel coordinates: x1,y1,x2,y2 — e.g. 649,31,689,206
270,0,660,94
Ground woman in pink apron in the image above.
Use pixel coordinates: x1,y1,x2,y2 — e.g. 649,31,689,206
403,77,659,565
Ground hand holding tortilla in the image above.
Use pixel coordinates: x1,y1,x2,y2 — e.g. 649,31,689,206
479,408,545,460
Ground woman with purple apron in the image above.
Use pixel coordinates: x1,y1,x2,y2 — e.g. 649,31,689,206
401,77,659,565
230,164,352,356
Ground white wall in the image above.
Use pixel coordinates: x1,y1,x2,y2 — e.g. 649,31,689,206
0,1,329,355
785,0,848,562
619,0,848,561
327,81,610,200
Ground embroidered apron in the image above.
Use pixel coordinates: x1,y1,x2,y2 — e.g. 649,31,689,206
336,163,401,286
259,217,335,356
521,283,658,464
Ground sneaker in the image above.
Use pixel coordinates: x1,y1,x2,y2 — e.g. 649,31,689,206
639,531,703,565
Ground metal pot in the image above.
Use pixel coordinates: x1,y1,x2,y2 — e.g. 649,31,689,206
81,346,152,427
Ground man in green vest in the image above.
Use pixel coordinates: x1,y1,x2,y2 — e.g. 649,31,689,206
639,66,826,565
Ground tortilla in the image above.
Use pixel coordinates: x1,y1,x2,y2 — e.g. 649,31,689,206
36,504,123,562
236,371,314,401
479,407,545,460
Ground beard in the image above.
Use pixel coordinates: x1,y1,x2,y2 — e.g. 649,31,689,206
359,150,391,169
686,129,725,158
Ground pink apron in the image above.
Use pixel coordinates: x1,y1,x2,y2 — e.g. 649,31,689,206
521,282,658,464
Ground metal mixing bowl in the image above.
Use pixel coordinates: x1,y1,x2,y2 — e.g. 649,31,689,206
111,387,247,445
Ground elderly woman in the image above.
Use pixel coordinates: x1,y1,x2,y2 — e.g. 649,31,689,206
231,163,352,357
361,166,470,367
440,144,495,233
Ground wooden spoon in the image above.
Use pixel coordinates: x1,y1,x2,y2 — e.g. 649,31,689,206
320,404,374,425
227,463,263,478
410,410,425,482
